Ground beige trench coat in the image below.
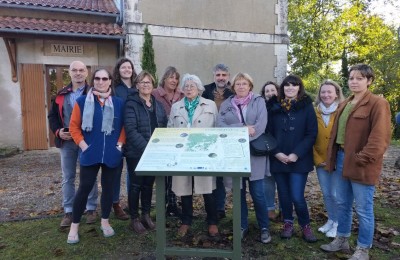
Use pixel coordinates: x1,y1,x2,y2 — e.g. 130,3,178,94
168,97,218,196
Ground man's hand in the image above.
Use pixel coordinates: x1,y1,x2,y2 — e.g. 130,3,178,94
59,128,72,140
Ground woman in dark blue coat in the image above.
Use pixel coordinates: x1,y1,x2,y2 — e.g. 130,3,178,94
111,57,137,220
267,75,317,243
124,71,168,234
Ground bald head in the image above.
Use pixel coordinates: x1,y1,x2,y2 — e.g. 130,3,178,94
69,61,88,88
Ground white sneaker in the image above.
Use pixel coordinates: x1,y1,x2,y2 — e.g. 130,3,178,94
318,219,334,233
326,222,338,238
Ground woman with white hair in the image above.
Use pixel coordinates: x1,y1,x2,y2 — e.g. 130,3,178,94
168,73,219,237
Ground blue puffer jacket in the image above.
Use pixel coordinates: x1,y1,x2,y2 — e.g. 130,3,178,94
124,92,168,158
75,96,124,168
266,95,317,173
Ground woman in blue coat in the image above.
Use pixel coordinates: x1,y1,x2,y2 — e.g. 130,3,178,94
267,75,317,243
67,68,125,244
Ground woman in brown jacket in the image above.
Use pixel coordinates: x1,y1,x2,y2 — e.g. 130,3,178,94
320,64,391,260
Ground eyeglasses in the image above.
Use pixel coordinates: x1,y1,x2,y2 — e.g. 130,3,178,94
94,77,110,81
183,85,196,90
139,81,152,86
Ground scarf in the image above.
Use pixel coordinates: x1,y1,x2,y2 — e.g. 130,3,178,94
318,102,338,127
184,96,200,127
81,87,114,135
280,98,297,112
231,92,253,121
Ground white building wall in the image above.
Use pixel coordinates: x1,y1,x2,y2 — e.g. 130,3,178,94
0,40,22,147
0,38,118,149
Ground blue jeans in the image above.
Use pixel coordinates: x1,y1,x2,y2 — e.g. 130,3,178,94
241,178,269,230
272,171,310,227
263,175,277,211
335,150,375,248
316,166,340,222
212,177,226,211
60,140,97,213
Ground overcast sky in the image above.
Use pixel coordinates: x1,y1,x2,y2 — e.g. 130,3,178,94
369,0,400,26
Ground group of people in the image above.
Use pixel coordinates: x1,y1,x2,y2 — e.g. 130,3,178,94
49,60,391,260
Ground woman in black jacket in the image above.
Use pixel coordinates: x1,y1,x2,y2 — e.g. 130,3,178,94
267,75,318,243
124,71,168,234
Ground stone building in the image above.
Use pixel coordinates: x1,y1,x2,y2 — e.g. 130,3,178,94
124,0,288,90
0,0,288,150
0,0,123,149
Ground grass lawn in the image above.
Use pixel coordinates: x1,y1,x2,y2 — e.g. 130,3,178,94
1,200,399,260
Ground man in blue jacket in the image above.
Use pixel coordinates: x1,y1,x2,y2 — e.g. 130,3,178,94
48,61,98,227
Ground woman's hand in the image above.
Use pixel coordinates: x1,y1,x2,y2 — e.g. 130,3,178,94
247,125,256,137
287,153,298,163
116,142,123,152
275,153,289,164
79,140,89,152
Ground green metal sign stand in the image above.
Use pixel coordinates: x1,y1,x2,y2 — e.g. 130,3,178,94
141,172,247,259
135,128,251,259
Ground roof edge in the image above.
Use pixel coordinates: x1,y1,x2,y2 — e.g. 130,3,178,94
0,28,125,40
0,3,119,17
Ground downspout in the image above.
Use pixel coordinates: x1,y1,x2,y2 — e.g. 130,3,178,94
117,0,124,57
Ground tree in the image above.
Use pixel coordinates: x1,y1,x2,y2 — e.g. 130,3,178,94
141,26,157,84
288,0,400,138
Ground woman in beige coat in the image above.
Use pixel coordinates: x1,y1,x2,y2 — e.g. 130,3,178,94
168,73,219,237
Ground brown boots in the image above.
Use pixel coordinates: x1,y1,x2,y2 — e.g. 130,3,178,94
141,214,156,230
113,203,129,220
129,214,156,234
129,218,146,234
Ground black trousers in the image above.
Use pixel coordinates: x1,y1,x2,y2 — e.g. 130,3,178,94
181,192,218,226
72,164,116,223
126,157,155,218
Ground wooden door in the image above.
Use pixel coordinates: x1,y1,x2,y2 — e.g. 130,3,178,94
20,64,48,150
45,65,96,147
45,65,70,147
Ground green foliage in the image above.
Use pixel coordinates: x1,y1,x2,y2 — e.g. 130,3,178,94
288,0,400,138
141,27,158,85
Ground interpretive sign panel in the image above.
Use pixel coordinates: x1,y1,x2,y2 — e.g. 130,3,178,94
135,127,251,175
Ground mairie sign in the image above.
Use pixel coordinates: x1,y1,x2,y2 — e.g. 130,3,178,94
50,44,83,55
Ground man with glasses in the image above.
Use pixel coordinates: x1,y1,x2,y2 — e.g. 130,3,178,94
48,61,98,227
202,63,233,219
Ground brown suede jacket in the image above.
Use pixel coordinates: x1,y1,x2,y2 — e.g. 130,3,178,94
326,90,391,185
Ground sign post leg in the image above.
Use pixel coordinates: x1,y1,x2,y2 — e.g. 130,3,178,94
155,176,166,259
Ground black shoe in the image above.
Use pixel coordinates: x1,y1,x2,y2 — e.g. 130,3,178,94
217,210,226,220
166,205,181,218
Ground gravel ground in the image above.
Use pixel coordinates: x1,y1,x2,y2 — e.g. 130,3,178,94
0,146,399,223
0,147,128,222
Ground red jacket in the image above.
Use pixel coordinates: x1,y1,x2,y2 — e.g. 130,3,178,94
47,83,88,148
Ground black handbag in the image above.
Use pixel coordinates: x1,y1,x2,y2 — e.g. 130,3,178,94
249,132,277,156
238,104,277,156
